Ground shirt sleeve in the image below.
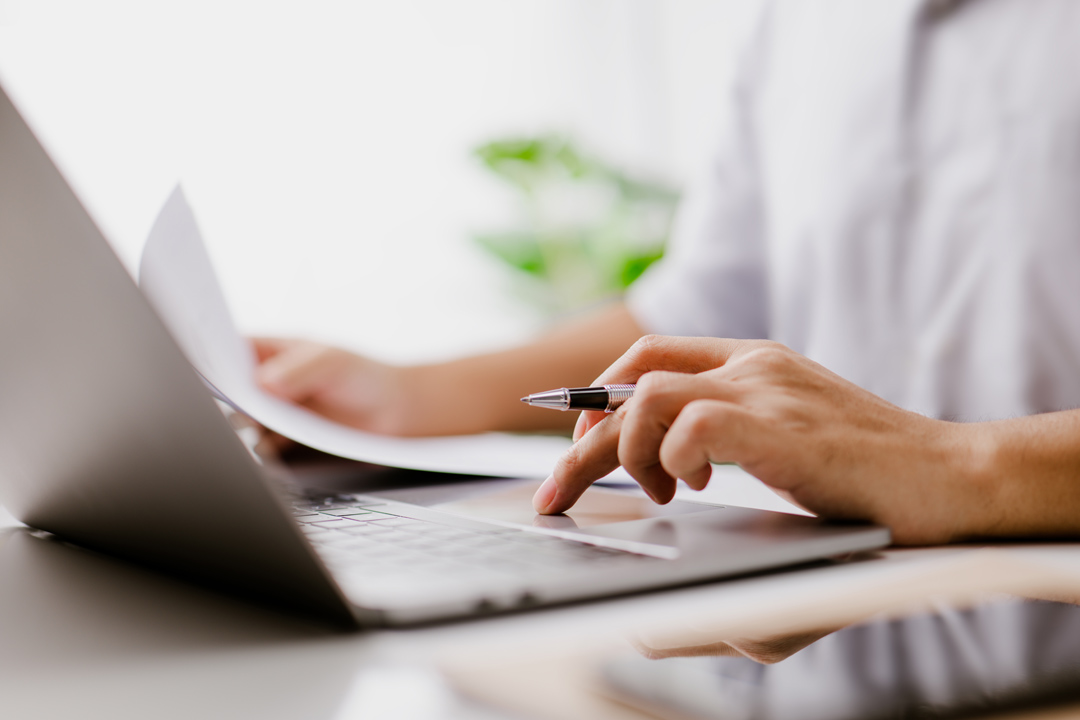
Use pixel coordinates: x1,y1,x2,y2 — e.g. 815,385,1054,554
626,6,770,340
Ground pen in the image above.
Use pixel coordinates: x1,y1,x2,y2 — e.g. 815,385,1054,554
520,384,636,412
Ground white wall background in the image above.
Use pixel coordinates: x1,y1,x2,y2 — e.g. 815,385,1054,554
0,0,759,363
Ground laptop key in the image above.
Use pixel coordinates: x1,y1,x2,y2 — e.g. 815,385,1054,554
345,523,395,535
363,516,420,527
406,524,468,536
421,528,483,541
318,508,375,517
367,530,421,545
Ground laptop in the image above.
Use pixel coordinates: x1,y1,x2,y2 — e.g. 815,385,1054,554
0,80,890,627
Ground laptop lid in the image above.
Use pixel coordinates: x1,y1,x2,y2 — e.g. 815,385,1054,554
0,79,356,626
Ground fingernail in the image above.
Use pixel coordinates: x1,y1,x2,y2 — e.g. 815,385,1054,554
533,475,558,514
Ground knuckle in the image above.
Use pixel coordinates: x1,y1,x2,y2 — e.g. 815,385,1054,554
744,342,794,370
679,400,726,439
626,334,669,366
657,437,691,468
555,444,585,476
630,373,678,417
633,370,667,398
636,334,666,351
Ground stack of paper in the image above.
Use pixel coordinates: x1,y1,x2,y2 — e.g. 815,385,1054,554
138,188,571,479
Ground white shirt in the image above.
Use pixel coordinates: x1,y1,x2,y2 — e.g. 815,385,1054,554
628,0,1080,422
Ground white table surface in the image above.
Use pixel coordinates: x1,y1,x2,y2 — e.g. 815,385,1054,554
5,499,1080,720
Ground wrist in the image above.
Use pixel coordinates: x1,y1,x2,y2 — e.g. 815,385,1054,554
945,421,1006,540
884,417,997,544
962,412,1080,539
387,364,479,436
394,361,511,436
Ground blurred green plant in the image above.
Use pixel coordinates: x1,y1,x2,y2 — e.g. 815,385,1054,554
472,135,679,313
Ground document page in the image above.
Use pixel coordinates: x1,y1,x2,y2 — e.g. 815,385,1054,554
138,187,571,478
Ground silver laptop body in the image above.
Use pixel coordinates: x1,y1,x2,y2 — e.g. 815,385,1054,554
0,81,890,627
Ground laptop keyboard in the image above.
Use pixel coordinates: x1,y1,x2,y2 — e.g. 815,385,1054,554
292,495,660,601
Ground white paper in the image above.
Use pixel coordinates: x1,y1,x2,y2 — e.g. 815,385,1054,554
139,187,571,478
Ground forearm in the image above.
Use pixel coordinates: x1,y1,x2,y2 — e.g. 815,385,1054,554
399,302,644,436
968,410,1080,538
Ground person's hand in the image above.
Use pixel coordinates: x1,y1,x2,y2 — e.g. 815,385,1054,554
253,338,421,436
532,336,990,545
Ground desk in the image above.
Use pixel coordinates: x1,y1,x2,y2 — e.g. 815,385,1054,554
5,506,1080,720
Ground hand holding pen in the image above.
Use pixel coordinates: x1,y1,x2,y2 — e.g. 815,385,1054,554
520,336,982,546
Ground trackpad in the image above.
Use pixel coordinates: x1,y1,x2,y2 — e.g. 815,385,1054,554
428,480,716,549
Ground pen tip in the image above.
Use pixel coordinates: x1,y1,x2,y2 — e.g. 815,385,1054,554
519,396,529,403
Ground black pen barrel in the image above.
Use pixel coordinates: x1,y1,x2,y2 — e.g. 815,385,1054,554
566,387,612,411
